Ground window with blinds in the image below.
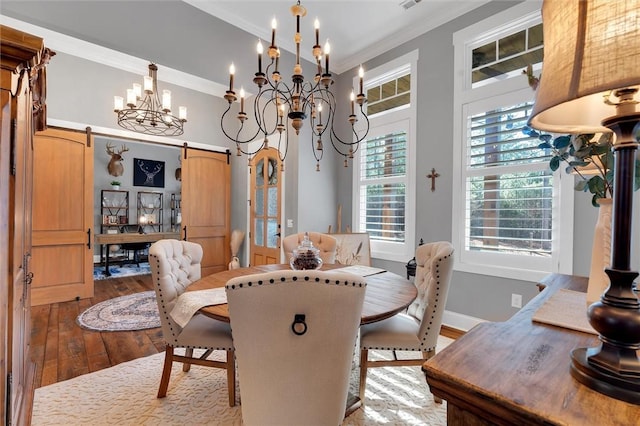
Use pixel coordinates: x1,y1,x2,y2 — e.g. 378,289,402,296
353,50,417,262
359,131,407,243
453,2,571,280
465,101,553,257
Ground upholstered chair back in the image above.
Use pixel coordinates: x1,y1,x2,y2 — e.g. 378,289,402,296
149,239,203,344
226,269,366,426
282,232,337,264
405,241,454,351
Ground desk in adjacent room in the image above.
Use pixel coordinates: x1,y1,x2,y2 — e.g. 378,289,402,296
95,232,180,276
422,274,640,425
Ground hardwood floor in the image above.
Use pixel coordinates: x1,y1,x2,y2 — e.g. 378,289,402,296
30,274,164,388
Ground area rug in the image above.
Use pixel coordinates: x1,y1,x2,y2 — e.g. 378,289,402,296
32,342,451,425
77,291,160,331
93,262,151,281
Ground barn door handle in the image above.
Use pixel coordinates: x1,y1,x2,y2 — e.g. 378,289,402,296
183,225,187,241
87,228,91,249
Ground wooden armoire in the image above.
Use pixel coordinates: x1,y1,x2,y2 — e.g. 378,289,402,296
1,25,50,425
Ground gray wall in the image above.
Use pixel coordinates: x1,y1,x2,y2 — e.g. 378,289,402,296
4,0,627,325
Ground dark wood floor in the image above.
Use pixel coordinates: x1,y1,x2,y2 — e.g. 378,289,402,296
30,274,164,388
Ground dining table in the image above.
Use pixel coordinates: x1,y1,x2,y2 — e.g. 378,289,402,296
187,263,418,416
188,263,418,325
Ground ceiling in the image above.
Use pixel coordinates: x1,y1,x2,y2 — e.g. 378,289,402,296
184,0,491,73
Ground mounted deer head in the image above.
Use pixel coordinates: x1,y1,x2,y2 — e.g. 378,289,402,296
106,142,129,177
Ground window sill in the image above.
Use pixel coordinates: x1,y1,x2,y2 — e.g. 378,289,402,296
454,260,552,283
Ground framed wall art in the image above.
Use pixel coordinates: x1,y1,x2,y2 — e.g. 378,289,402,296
133,158,165,188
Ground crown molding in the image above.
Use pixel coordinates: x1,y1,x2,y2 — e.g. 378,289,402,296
0,15,228,98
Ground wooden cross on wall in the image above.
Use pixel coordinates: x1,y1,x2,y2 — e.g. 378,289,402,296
426,168,440,192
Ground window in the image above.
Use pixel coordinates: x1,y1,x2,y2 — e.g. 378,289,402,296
353,51,417,262
452,2,573,281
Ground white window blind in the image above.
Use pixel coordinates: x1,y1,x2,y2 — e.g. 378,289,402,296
359,130,407,243
465,101,554,258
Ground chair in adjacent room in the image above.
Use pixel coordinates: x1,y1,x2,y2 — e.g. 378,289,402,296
282,232,338,264
226,269,366,426
148,239,236,406
358,240,454,404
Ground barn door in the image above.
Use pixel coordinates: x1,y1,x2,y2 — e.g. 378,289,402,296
181,147,231,276
31,127,94,305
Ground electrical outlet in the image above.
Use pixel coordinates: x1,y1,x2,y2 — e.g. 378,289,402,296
287,219,294,228
511,293,522,309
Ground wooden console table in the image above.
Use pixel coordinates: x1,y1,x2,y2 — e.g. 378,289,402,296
423,274,640,425
95,232,179,276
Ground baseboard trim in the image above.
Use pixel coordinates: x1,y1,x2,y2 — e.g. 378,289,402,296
442,310,485,333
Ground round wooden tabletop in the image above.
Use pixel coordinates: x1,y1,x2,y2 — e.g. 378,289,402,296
188,264,418,325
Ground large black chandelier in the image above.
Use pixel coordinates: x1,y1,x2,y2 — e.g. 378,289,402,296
113,63,187,137
220,0,369,171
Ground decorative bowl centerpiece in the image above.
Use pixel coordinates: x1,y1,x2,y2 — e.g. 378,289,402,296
290,232,323,270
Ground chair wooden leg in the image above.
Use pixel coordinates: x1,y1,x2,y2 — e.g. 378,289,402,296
157,345,174,398
359,349,369,403
183,347,193,372
226,349,236,407
423,349,442,404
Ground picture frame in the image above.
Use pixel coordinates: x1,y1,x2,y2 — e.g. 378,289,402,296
330,233,372,266
133,158,165,188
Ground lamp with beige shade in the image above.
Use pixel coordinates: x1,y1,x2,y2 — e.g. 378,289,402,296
528,0,640,404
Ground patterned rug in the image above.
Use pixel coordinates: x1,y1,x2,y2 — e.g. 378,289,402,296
76,291,160,331
32,342,451,425
93,262,151,281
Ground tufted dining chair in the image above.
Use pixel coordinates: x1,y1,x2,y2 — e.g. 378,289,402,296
148,239,236,406
226,269,366,426
358,241,454,404
282,232,337,264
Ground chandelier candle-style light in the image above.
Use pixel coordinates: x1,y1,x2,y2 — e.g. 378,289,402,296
114,63,187,137
220,0,369,171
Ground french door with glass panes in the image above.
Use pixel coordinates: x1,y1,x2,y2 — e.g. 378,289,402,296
250,148,281,265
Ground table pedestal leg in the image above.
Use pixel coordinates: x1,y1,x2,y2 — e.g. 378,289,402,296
104,244,112,277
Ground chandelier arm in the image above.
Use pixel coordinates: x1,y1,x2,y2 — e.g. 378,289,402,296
328,103,370,147
310,87,333,137
275,128,289,163
235,140,265,157
257,91,282,136
312,134,324,163
220,101,262,144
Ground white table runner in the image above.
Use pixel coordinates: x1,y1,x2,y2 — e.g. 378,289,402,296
170,287,227,328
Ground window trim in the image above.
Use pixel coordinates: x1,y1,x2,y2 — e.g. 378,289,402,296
353,50,418,262
452,1,574,282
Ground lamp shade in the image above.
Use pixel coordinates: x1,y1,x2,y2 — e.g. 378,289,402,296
529,0,640,134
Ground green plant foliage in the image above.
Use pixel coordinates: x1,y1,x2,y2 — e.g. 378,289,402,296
523,126,640,207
